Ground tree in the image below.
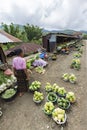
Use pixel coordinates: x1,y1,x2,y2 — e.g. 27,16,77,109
2,23,20,37
2,23,27,41
9,23,20,37
2,23,42,44
19,31,28,42
82,34,87,39
2,23,9,33
24,24,42,41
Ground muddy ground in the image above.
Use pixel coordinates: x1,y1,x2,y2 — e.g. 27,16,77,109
0,40,87,130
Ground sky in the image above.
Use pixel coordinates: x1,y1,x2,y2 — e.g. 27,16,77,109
0,0,87,30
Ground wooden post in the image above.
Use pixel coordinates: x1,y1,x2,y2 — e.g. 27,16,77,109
0,45,8,70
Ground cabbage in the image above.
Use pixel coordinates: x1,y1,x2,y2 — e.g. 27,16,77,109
0,83,7,91
11,75,17,83
1,88,16,99
33,91,44,101
58,87,66,96
62,73,69,81
44,102,55,114
45,82,52,92
71,59,81,70
52,108,65,122
29,81,41,91
66,92,76,103
73,53,81,58
69,74,77,83
52,83,59,93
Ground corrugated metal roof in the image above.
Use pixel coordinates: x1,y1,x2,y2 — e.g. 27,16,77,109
0,33,13,43
0,30,22,43
43,33,78,38
5,43,42,56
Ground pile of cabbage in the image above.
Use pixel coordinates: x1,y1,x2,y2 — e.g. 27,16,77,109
71,59,81,70
47,92,58,103
66,92,76,103
30,80,76,125
45,83,66,96
44,102,55,115
29,81,41,91
73,53,82,58
26,54,39,69
62,73,77,83
33,91,44,103
1,88,16,99
43,82,76,124
0,72,17,93
52,108,66,124
45,82,76,103
57,98,70,110
35,66,45,74
26,58,35,69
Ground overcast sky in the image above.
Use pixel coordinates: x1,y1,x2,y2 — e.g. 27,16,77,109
0,0,87,30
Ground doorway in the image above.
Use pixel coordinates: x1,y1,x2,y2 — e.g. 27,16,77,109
47,40,50,52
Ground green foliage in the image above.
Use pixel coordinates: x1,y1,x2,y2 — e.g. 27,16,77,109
19,31,28,41
6,43,10,49
2,23,20,37
31,38,42,44
2,44,15,51
82,34,87,39
2,23,9,33
2,23,42,44
24,24,42,41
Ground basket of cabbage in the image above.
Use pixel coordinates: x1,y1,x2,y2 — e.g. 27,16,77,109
62,73,69,82
73,53,81,58
52,83,59,94
33,91,44,103
57,98,70,110
71,59,81,70
47,92,58,103
1,88,17,101
45,82,53,92
35,66,45,74
69,74,77,84
52,108,67,125
58,87,66,98
29,81,41,92
43,102,55,116
66,92,76,103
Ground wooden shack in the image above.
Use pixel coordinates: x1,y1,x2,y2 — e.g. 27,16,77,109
42,33,79,52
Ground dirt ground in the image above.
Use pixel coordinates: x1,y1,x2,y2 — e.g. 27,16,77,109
0,40,87,130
